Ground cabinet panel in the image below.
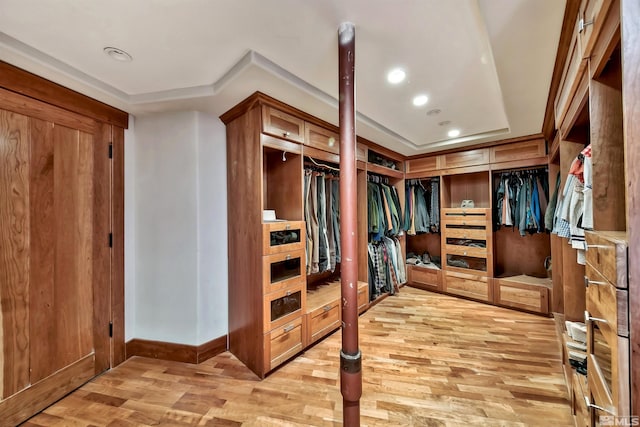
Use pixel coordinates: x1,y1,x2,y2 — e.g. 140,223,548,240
262,250,305,294
493,278,549,314
356,143,367,162
262,106,305,143
586,265,629,337
263,283,305,333
443,271,491,302
490,139,546,164
307,299,341,345
406,156,439,175
357,282,369,313
262,221,305,255
265,317,303,372
585,231,628,289
578,0,614,60
305,123,339,155
439,148,489,169
554,14,587,130
407,266,441,292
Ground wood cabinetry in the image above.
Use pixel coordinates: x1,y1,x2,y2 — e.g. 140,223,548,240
0,62,127,425
222,92,375,378
584,231,630,421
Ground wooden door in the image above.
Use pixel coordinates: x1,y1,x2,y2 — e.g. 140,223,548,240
0,90,110,424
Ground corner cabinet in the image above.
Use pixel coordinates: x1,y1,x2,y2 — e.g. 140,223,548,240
221,92,371,378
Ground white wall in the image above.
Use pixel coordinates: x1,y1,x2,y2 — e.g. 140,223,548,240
196,113,228,343
126,110,228,346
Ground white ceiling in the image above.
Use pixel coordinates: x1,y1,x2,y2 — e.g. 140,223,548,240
0,0,565,155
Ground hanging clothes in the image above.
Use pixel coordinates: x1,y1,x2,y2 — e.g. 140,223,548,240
404,178,440,235
494,169,548,235
304,166,340,274
367,237,405,301
367,174,403,241
551,144,593,265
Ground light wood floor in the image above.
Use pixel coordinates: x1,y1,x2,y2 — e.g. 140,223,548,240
22,287,573,426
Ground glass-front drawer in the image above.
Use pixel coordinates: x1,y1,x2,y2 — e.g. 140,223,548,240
262,221,305,255
262,249,305,293
263,283,305,333
446,254,487,273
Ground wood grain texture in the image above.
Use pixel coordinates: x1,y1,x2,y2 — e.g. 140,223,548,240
0,109,30,398
125,335,227,365
0,354,95,426
225,106,265,377
590,76,626,231
551,234,565,313
542,0,582,140
93,122,111,376
493,228,551,278
28,117,55,384
0,61,128,128
621,0,640,415
26,288,573,426
112,126,126,367
52,124,94,372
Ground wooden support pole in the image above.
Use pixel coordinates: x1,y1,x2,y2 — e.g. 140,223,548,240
338,21,361,427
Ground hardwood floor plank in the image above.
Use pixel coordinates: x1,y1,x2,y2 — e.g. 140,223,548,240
25,288,573,426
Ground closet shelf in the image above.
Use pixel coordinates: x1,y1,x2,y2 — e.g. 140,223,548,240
306,280,368,313
366,163,404,179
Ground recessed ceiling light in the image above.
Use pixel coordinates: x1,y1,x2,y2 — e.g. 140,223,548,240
426,109,441,116
438,120,451,126
103,46,133,62
412,94,429,107
448,129,461,138
387,68,406,84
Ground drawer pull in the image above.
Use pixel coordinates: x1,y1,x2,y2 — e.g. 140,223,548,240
286,290,291,296
285,254,291,260
584,396,615,415
323,305,332,312
584,276,607,287
283,131,291,137
587,244,610,249
463,251,467,256
578,18,594,34
584,310,608,324
283,324,295,333
285,224,291,230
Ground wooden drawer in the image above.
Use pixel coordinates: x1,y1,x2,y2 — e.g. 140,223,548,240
357,281,369,313
264,317,303,372
439,148,489,169
586,264,629,337
444,227,487,240
263,283,305,333
406,156,439,175
262,106,305,144
442,208,490,227
444,244,487,259
307,298,341,345
578,0,614,60
585,231,628,289
493,276,550,314
587,331,630,419
572,373,589,427
443,271,491,302
490,139,546,164
262,249,305,293
305,122,339,155
262,221,305,255
407,265,441,292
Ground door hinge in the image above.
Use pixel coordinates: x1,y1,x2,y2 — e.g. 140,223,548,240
109,232,113,248
109,322,113,338
108,143,113,159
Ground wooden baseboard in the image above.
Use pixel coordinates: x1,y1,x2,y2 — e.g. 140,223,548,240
126,335,227,364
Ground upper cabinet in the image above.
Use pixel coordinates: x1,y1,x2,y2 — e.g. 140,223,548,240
262,106,305,143
305,122,339,154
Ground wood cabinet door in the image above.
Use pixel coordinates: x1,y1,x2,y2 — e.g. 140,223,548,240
0,99,109,424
